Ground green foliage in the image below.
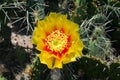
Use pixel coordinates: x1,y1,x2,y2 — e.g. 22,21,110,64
109,62,120,80
80,14,113,60
45,0,59,13
71,0,108,24
103,0,120,51
75,56,120,80
77,56,109,80
103,0,120,26
0,74,7,80
27,0,45,21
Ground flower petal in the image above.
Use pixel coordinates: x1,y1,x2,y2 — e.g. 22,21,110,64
32,12,84,69
38,52,62,69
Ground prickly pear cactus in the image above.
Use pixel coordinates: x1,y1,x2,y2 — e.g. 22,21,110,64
0,0,119,80
79,13,113,59
27,0,45,21
30,0,120,80
109,61,120,80
71,0,108,24
77,1,120,79
76,56,109,80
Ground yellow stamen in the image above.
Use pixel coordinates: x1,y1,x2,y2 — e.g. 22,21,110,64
45,30,68,52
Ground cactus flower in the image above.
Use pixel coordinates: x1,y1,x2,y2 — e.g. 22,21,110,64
32,12,84,69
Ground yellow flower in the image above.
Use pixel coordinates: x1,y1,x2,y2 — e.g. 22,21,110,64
32,12,84,69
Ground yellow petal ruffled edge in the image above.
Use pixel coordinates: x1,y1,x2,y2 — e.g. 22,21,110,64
37,52,62,69
32,12,84,69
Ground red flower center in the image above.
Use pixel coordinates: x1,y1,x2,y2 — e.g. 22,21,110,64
43,29,71,58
